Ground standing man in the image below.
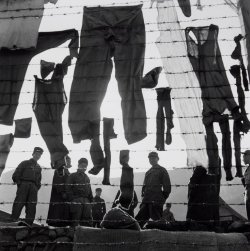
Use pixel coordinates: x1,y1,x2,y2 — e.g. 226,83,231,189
11,147,43,226
135,152,171,228
92,188,106,228
242,150,250,220
66,158,93,227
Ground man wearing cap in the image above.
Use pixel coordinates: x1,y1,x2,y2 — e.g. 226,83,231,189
242,150,250,220
11,147,43,226
66,158,93,227
135,151,171,227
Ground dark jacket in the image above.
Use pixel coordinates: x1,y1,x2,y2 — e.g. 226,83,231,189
142,164,171,205
186,166,217,222
66,171,93,202
92,196,106,219
12,158,42,189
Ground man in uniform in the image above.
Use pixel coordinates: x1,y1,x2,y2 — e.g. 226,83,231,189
242,150,250,220
66,158,93,227
135,151,171,227
11,147,43,226
92,188,106,228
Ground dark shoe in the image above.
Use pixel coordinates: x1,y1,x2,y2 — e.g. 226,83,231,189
165,131,172,145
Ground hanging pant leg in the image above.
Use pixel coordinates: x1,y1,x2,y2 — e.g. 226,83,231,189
205,123,220,175
155,89,165,151
68,18,113,143
135,204,150,228
0,134,14,177
233,121,243,177
219,118,233,181
114,8,147,145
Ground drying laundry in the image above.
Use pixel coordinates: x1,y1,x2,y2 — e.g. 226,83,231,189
0,134,14,177
0,0,58,49
155,87,174,150
155,0,208,167
231,34,248,91
33,57,71,164
68,5,147,145
0,29,78,126
14,117,32,138
103,118,117,185
185,24,240,180
141,67,162,89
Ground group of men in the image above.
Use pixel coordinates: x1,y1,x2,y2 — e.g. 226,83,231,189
10,148,174,227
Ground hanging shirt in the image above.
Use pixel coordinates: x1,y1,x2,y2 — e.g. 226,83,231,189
0,0,58,49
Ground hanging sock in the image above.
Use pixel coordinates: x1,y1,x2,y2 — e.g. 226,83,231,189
14,118,32,138
102,118,117,185
0,134,14,177
155,87,174,151
118,150,134,210
40,60,55,79
141,67,162,89
231,34,249,91
196,0,203,10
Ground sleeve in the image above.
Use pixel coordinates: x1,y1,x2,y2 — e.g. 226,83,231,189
12,162,24,184
66,174,74,201
162,169,171,200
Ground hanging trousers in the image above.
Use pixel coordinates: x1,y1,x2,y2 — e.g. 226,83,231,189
155,87,174,150
68,5,147,145
33,64,69,164
0,29,78,126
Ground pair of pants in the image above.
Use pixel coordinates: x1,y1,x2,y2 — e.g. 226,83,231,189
33,67,69,164
0,29,78,126
11,182,38,225
135,203,163,228
204,115,232,180
70,197,92,227
0,133,14,177
68,4,147,145
155,87,174,150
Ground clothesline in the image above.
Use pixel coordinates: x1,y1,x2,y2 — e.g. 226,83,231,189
0,201,245,206
0,12,238,22
0,182,243,187
5,147,250,153
0,1,238,13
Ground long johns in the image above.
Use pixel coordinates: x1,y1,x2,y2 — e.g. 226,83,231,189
68,5,147,145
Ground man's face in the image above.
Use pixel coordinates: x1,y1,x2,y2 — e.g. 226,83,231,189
149,156,159,166
96,190,102,197
32,152,42,161
65,156,72,168
78,162,88,172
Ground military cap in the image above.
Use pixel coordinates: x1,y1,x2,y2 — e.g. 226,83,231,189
33,147,43,154
78,158,88,165
148,151,159,158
